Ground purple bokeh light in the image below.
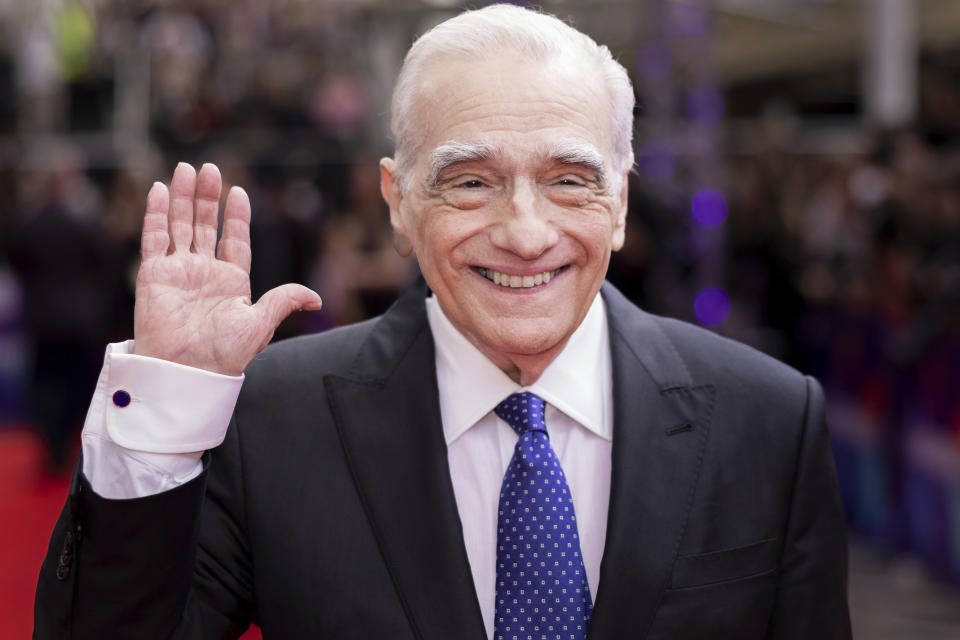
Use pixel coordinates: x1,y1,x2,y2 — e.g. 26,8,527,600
637,142,676,180
691,188,727,226
688,88,724,126
669,2,711,38
637,43,671,81
694,288,730,326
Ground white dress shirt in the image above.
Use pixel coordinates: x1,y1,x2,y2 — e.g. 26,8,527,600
427,293,612,638
80,340,242,499
81,294,613,640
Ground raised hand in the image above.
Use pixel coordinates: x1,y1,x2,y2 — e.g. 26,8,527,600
133,162,322,376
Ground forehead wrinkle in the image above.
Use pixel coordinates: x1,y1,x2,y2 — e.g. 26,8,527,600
438,98,604,133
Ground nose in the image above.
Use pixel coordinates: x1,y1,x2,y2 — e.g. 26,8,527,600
490,179,560,259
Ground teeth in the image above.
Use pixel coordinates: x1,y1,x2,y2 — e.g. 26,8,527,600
477,267,564,288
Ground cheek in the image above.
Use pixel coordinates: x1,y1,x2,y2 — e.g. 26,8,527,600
413,211,482,269
568,213,619,258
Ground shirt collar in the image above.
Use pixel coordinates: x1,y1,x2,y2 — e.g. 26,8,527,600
426,292,613,445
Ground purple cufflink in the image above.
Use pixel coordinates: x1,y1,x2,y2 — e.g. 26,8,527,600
112,390,131,408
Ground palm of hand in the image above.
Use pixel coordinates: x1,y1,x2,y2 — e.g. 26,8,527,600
133,163,321,376
136,254,261,376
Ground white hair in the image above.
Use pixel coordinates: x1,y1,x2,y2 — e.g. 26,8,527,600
389,3,635,192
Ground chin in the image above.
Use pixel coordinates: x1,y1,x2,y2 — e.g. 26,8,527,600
489,322,570,358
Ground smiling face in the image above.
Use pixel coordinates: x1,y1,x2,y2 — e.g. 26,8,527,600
381,51,630,383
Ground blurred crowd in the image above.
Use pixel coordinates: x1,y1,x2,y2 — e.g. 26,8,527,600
763,129,960,580
0,1,418,470
0,0,959,579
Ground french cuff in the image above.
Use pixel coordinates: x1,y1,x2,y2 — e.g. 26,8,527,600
92,340,244,453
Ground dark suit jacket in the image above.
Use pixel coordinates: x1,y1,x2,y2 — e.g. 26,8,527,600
35,280,851,639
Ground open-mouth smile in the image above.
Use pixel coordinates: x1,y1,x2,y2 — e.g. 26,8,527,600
471,266,568,288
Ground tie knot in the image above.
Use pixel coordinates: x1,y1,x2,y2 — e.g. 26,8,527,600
494,391,547,437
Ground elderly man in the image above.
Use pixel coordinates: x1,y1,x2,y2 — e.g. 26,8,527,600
35,5,850,639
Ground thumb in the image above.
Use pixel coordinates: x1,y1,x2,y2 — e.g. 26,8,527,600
254,283,323,330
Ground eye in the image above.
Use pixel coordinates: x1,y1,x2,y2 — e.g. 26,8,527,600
458,179,486,189
554,177,585,187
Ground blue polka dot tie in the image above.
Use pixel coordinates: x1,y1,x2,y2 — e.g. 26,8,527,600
493,392,592,640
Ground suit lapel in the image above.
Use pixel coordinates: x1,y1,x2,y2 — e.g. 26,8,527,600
323,280,714,639
588,284,715,640
325,281,486,640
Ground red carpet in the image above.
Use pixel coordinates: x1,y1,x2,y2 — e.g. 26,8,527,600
0,428,70,639
0,427,261,638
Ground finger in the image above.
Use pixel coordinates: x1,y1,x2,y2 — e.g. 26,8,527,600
253,283,323,330
192,163,222,255
217,186,252,273
168,162,197,253
141,182,170,260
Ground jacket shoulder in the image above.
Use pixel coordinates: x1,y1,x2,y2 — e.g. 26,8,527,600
244,317,379,384
651,314,810,398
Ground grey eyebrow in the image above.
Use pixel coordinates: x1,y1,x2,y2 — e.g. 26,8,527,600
425,141,499,189
423,140,609,190
543,142,607,188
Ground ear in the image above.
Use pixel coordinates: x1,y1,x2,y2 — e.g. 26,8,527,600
610,165,630,251
380,157,413,257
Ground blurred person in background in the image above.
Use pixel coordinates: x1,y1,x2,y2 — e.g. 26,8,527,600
100,146,168,342
315,157,418,326
7,144,110,473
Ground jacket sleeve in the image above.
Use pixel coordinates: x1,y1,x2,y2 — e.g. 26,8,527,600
34,415,256,639
765,376,852,639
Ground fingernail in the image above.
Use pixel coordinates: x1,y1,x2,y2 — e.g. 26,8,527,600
176,161,193,171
